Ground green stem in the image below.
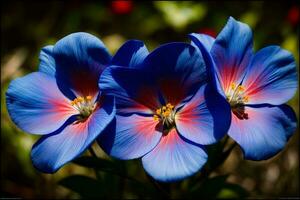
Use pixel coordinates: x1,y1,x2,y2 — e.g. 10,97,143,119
191,139,237,187
89,147,102,181
222,135,230,147
224,140,237,153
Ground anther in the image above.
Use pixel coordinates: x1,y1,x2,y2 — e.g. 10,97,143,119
70,96,96,121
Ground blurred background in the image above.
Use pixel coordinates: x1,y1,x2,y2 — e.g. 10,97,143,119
1,1,299,199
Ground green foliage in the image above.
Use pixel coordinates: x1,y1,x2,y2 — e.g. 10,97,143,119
59,175,104,198
73,156,126,178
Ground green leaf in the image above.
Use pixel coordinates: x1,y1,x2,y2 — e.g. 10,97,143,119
217,183,249,199
58,175,104,198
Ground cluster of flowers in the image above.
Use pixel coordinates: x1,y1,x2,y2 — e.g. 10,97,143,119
6,17,297,182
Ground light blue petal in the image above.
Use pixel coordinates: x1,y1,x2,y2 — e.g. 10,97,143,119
142,129,207,182
38,45,56,77
229,104,297,160
243,46,298,105
176,84,231,145
98,114,162,160
31,95,115,173
210,17,253,92
6,72,77,135
189,33,215,51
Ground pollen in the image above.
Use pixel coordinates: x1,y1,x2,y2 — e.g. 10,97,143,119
230,83,236,90
226,82,249,107
86,95,92,100
153,103,176,128
70,95,96,121
226,83,249,120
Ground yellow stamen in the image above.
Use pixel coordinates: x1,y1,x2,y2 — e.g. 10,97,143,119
70,96,96,121
86,95,92,101
230,83,236,90
237,85,245,92
166,103,174,109
153,115,159,121
156,108,161,115
226,82,249,107
243,96,249,103
153,103,175,126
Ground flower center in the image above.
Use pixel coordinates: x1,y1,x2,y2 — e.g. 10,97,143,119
70,95,96,122
153,103,176,130
226,83,249,120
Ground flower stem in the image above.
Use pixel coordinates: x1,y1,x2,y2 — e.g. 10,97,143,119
89,147,102,181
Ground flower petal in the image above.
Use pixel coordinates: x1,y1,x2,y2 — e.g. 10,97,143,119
99,66,160,115
98,114,162,160
53,32,111,99
188,33,225,97
38,45,56,77
142,42,207,106
211,17,253,93
111,40,149,68
176,84,231,145
242,46,297,105
229,105,297,160
142,129,207,182
6,72,77,135
189,33,215,51
31,95,115,173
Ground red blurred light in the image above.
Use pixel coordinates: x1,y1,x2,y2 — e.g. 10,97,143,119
111,1,133,15
198,28,217,38
287,6,299,26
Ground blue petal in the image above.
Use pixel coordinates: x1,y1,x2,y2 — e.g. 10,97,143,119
142,42,207,106
98,114,162,160
278,105,297,139
142,129,207,182
242,46,298,105
111,40,149,68
210,17,253,93
176,84,231,145
100,43,208,114
53,32,112,99
229,104,297,161
188,33,224,97
38,45,56,77
99,65,160,114
31,95,115,173
189,33,215,51
6,72,78,135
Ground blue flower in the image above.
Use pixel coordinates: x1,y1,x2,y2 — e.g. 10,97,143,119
98,41,231,182
189,17,298,161
6,32,116,173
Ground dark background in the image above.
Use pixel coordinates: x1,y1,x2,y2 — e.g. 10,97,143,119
1,1,299,198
